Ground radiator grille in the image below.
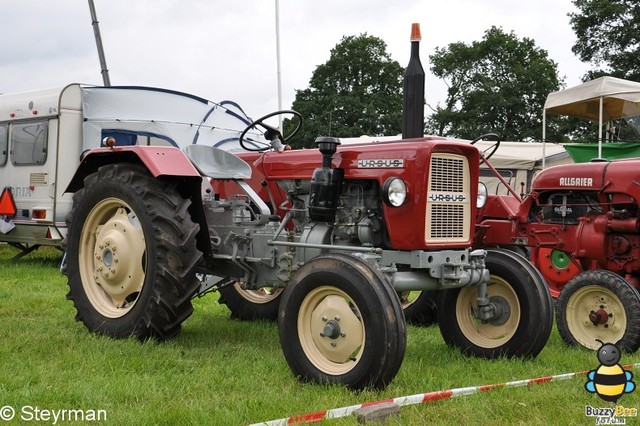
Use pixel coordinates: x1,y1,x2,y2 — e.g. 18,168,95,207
426,154,470,243
430,157,464,192
429,205,465,238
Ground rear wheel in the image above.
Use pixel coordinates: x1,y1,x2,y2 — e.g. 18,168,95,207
218,282,283,321
556,270,640,352
400,290,438,326
438,249,553,358
63,164,202,340
278,253,406,390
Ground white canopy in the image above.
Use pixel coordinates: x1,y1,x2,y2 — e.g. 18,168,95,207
542,76,640,161
544,76,640,121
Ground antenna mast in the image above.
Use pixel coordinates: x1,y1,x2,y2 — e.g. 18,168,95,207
88,0,111,86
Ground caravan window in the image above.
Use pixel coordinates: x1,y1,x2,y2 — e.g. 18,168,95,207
11,121,48,165
0,124,7,166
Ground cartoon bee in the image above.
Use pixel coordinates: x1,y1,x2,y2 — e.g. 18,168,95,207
585,340,635,403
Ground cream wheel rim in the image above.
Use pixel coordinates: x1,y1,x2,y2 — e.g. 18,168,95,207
298,286,365,375
456,276,520,348
565,285,626,350
78,198,146,318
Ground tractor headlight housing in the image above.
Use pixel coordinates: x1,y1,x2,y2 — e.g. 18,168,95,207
382,178,408,207
477,182,488,208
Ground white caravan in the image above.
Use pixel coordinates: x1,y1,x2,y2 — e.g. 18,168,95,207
0,83,265,257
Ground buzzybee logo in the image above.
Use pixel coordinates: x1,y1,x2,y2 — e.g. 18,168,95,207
585,340,635,403
584,340,637,425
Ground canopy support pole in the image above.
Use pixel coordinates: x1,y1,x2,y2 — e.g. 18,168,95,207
542,111,547,169
598,96,604,159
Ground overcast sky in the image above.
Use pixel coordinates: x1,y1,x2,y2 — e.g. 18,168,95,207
0,0,590,121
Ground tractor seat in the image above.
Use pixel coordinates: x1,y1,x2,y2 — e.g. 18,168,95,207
184,144,252,180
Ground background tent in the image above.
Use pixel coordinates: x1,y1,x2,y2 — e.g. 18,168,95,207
543,76,640,162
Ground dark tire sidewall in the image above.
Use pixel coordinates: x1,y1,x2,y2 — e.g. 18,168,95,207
556,270,640,352
65,164,201,340
438,249,552,358
278,253,405,390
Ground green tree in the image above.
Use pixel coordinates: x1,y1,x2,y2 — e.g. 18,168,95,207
570,0,640,81
285,34,404,148
426,27,564,141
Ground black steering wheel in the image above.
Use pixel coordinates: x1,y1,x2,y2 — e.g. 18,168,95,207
239,110,303,152
470,133,501,163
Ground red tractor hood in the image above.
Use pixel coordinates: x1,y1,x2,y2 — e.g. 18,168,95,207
532,161,608,190
532,158,640,194
232,137,482,251
241,137,478,181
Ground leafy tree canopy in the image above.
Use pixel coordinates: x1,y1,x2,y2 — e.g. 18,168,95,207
426,26,564,141
570,0,640,81
285,34,404,148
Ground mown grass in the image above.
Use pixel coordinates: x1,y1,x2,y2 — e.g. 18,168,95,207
0,244,638,425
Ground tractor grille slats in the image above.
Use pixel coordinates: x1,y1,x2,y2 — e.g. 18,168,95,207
430,157,464,192
426,155,470,242
429,205,465,238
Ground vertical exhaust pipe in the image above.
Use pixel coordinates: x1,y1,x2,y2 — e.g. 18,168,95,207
402,23,425,139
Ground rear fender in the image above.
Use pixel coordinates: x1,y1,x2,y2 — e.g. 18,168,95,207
65,146,200,193
64,146,211,256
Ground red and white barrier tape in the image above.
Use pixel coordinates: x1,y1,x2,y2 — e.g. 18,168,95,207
251,363,640,426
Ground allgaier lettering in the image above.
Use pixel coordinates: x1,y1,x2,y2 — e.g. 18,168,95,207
559,177,593,187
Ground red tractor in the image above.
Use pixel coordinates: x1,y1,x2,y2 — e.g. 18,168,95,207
476,145,640,352
62,110,553,390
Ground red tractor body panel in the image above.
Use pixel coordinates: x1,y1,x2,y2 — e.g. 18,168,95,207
231,138,482,251
531,161,608,191
478,157,640,294
66,146,201,193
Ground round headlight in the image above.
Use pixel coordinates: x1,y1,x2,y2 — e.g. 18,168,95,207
382,178,408,207
477,182,488,208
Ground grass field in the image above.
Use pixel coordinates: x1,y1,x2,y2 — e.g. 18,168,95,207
0,244,638,425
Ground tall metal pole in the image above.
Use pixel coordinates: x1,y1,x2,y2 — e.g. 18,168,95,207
88,0,111,87
275,0,283,131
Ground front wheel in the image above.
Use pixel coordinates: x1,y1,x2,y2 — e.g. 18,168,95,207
63,164,202,341
278,253,406,390
556,270,640,352
437,249,553,358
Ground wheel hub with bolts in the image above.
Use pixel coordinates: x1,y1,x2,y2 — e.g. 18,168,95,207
589,308,612,326
92,207,145,308
310,294,363,363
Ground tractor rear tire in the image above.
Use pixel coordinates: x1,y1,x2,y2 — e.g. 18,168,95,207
218,283,283,321
437,249,553,358
556,270,640,352
278,253,406,390
63,164,202,341
400,290,438,326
